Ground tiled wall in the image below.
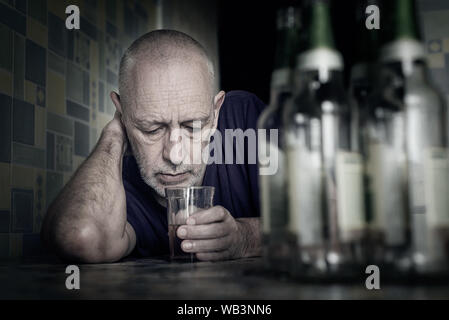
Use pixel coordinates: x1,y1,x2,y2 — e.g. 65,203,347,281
418,0,449,110
0,0,159,258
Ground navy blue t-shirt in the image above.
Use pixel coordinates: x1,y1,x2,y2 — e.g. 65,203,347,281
123,91,266,257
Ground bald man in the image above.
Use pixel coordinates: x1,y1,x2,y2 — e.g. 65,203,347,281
41,30,265,263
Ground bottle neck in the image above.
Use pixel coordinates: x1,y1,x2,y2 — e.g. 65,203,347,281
270,6,302,104
307,0,335,50
393,0,420,41
296,0,342,82
273,6,302,70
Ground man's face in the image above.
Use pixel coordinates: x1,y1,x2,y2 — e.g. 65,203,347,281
122,59,218,198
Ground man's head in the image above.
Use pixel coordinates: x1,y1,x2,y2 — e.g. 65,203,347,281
111,30,225,199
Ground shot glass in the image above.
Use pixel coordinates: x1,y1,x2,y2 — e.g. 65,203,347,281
165,186,215,262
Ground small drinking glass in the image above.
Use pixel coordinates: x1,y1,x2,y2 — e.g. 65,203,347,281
165,186,215,262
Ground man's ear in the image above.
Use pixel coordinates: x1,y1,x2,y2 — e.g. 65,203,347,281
110,91,123,115
212,91,225,129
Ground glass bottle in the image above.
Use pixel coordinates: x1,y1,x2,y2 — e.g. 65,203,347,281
258,3,302,272
284,0,366,279
377,0,449,275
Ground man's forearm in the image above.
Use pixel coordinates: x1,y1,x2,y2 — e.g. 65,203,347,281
42,128,128,262
236,217,262,258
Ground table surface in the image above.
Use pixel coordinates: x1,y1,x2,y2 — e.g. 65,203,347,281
1,256,449,299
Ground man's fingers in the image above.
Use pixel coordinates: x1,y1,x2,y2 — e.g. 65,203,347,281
181,236,231,253
177,222,229,240
187,206,228,225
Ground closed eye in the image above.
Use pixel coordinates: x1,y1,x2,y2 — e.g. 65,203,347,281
144,127,163,135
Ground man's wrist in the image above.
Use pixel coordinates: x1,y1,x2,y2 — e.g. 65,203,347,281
236,218,262,258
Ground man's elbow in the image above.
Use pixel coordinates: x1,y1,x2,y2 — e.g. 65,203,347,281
44,218,120,264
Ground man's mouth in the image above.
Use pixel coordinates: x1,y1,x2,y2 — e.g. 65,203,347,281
157,172,191,184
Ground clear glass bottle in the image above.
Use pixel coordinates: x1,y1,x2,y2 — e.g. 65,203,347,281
349,0,410,272
284,0,366,279
373,0,449,275
258,4,302,273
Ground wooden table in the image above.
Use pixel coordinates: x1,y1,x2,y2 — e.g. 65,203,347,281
1,256,448,299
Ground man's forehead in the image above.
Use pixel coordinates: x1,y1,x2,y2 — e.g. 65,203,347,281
125,59,213,120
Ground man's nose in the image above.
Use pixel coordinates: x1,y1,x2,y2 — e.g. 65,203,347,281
162,128,186,166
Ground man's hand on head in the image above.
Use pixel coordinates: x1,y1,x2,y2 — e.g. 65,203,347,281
176,206,261,261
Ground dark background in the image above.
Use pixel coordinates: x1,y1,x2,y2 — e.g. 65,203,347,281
217,0,357,104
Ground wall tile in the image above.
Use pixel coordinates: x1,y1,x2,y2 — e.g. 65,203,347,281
422,10,449,40
47,112,73,137
0,23,13,71
48,13,67,58
34,106,45,148
73,155,85,169
15,0,26,14
12,98,34,145
56,135,73,172
34,169,45,233
442,38,449,52
0,163,10,210
83,70,90,105
67,30,75,61
12,165,34,189
91,79,98,112
90,41,99,77
47,0,67,19
419,0,449,11
96,107,111,130
46,132,55,170
67,99,90,122
84,0,98,26
98,31,106,81
36,86,45,107
47,70,66,114
12,143,46,169
106,0,117,25
27,16,48,47
25,39,47,87
0,69,12,96
106,21,117,38
46,171,63,208
13,33,25,100
9,233,22,257
48,51,65,75
107,70,118,86
27,0,47,26
81,16,98,41
66,61,86,105
0,2,26,35
24,80,36,105
105,35,120,73
430,68,449,94
98,80,105,112
0,211,10,233
1,0,158,258
90,127,98,152
74,121,90,157
106,83,116,115
0,93,12,163
0,234,9,257
23,233,48,256
74,31,91,70
11,188,33,233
